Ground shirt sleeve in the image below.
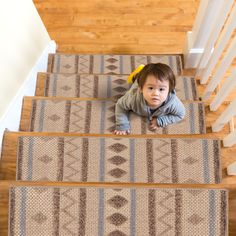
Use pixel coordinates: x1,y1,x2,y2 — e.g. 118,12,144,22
156,97,185,127
115,81,139,131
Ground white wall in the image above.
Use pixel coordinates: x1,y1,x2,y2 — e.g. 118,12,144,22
0,0,56,154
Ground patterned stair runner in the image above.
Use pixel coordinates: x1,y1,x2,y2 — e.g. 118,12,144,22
26,99,205,134
47,54,182,75
9,186,228,236
6,52,228,235
39,73,198,100
17,135,221,183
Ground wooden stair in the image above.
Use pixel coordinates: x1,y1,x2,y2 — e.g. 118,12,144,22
1,53,236,235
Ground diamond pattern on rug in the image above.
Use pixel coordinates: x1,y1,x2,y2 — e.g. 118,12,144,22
17,136,221,183
43,74,198,100
48,54,182,75
31,212,48,224
108,195,128,209
107,213,128,226
28,99,206,134
9,186,228,236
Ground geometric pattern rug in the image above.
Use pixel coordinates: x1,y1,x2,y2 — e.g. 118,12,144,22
42,73,198,100
47,54,183,75
9,186,228,236
17,136,221,184
28,99,206,134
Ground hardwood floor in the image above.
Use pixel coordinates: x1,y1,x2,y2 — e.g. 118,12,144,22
1,0,236,235
33,0,200,54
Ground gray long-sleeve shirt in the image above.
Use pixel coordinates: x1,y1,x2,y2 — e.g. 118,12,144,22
115,80,185,130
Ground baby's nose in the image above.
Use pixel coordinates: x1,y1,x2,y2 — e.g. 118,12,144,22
152,89,160,95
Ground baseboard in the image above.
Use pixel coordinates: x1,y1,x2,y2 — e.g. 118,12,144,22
0,40,57,156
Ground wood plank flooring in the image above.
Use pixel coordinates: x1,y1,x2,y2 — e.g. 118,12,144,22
33,0,200,54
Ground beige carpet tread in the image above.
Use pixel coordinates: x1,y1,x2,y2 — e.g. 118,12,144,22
47,53,182,75
9,186,228,236
36,72,198,101
20,97,206,134
16,135,221,184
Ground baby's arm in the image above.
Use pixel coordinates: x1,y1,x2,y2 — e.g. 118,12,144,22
148,117,159,131
156,99,185,127
113,94,132,135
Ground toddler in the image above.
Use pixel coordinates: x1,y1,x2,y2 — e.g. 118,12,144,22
113,63,185,135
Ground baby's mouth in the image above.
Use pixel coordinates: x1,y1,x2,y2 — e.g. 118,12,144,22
152,98,159,101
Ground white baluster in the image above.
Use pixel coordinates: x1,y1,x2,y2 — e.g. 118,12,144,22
224,129,236,147
200,3,236,84
184,0,225,68
210,69,236,111
196,0,234,75
212,98,236,132
202,35,236,100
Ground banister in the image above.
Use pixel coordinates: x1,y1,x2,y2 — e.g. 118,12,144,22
199,3,236,84
195,0,234,77
210,69,236,111
202,34,236,101
212,98,236,132
224,129,236,147
184,0,225,68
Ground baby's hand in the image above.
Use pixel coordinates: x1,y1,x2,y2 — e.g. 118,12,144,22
148,117,159,131
113,130,130,135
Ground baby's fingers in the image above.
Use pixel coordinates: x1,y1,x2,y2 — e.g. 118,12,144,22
113,130,129,135
148,124,157,131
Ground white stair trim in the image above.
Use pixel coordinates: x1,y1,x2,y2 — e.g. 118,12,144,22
0,40,56,157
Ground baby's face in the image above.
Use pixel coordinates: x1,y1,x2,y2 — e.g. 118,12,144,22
140,75,169,109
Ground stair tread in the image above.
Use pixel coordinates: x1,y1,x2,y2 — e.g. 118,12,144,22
0,131,223,180
36,72,199,101
8,185,228,236
2,181,235,236
47,53,183,75
1,179,235,188
3,130,221,139
1,51,233,234
12,135,221,184
20,97,206,134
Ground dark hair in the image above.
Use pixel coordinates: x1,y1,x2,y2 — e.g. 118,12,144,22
134,63,176,92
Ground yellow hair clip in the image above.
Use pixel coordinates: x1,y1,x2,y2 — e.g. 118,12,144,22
127,64,145,84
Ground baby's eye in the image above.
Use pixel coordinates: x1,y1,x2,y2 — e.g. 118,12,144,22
160,88,166,92
148,87,154,90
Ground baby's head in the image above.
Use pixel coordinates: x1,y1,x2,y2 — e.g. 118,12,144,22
136,63,176,93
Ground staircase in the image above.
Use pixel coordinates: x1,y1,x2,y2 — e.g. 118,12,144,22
0,53,231,235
